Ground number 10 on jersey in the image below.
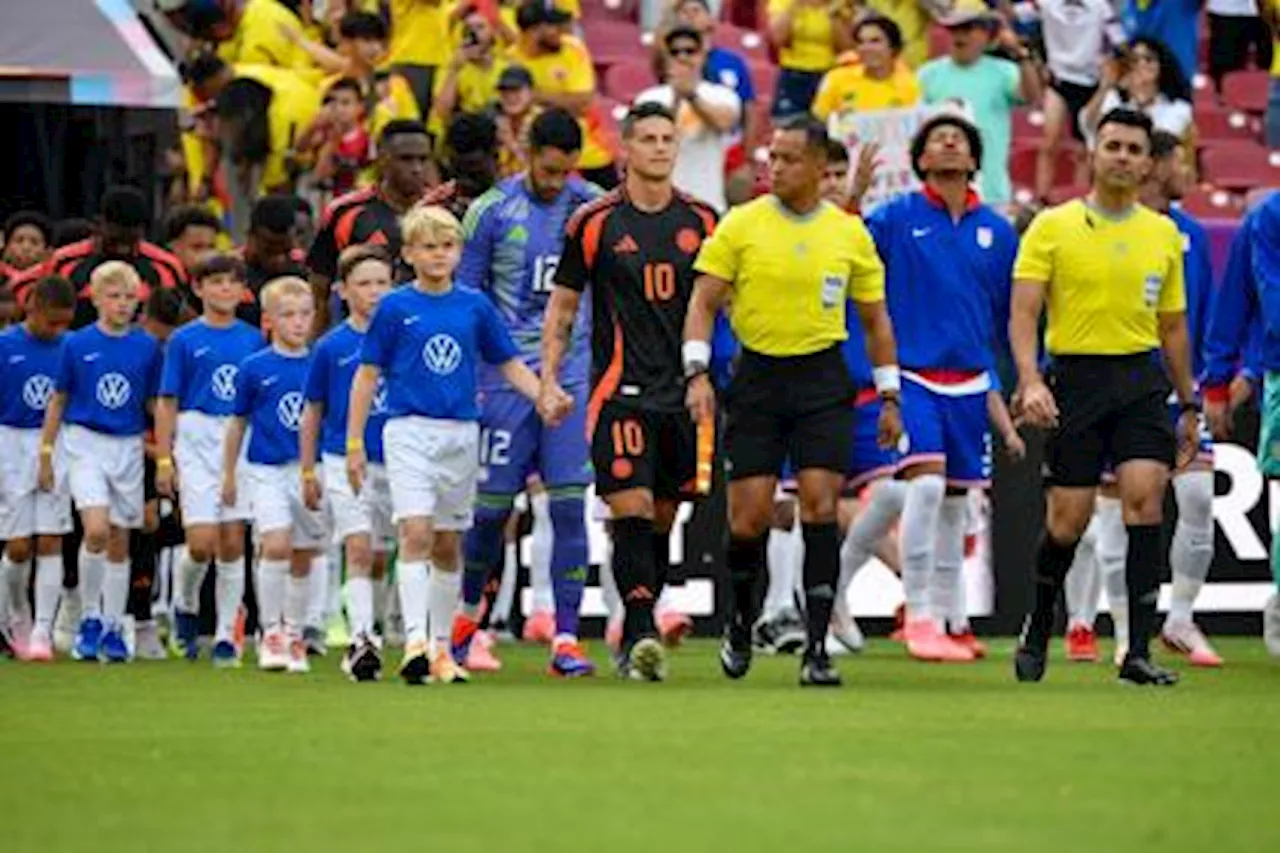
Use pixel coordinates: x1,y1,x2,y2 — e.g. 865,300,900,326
644,262,675,302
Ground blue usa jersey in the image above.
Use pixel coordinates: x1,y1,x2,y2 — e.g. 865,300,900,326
866,190,1016,374
1168,207,1212,379
159,318,264,415
233,347,313,466
56,324,161,436
306,321,388,463
0,325,65,429
362,284,519,422
456,175,599,390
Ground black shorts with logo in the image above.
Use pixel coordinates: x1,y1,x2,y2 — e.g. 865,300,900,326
1045,353,1176,487
592,400,700,500
724,345,855,481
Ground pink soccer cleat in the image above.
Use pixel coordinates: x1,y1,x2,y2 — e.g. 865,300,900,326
888,604,907,643
605,614,623,654
657,609,693,647
948,629,987,659
904,617,974,662
22,631,54,662
522,609,555,644
1065,624,1101,663
1161,620,1224,667
464,629,503,672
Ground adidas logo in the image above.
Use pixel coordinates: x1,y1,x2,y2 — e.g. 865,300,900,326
613,234,640,253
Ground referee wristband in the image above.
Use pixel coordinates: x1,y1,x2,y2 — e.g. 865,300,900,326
682,340,711,379
873,366,901,396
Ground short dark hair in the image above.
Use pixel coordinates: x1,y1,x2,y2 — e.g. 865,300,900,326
215,78,273,163
1149,129,1183,161
854,14,904,55
250,195,298,236
1096,107,1154,147
163,205,222,244
378,118,430,148
622,101,676,137
192,251,247,282
145,286,188,327
325,77,363,102
529,108,583,154
910,113,984,180
445,111,498,156
180,52,228,88
338,244,392,281
777,114,830,157
824,138,850,165
52,218,95,248
664,25,703,51
4,211,53,246
100,185,150,229
338,11,388,41
29,275,76,311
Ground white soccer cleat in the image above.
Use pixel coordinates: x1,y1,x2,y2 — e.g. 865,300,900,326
257,629,289,672
1264,594,1280,658
1160,619,1223,667
287,637,311,674
53,592,81,655
133,621,169,661
825,617,865,656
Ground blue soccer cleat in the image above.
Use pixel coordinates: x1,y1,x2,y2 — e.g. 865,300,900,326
211,639,240,669
101,627,130,663
72,617,104,662
173,610,200,661
548,640,596,678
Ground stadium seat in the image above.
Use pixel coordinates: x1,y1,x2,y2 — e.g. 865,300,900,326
1200,141,1280,191
1009,144,1078,190
713,23,770,60
1193,79,1219,110
1046,184,1088,205
603,59,657,102
598,96,628,124
746,98,773,148
1222,70,1270,115
747,60,779,100
580,0,640,23
582,19,645,54
1011,108,1045,143
1194,107,1259,142
1178,187,1244,220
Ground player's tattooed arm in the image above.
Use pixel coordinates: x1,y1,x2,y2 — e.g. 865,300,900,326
540,287,581,384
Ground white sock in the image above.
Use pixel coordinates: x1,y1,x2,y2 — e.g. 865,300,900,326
101,560,129,627
493,539,519,623
326,544,343,622
397,560,429,646
1169,471,1215,625
0,556,13,632
598,534,621,619
285,573,309,637
1094,497,1128,644
765,521,800,619
175,549,208,615
427,566,461,656
1064,514,1101,628
372,571,390,627
214,558,245,642
79,545,106,619
33,554,63,634
931,495,969,633
347,576,374,638
256,558,289,631
838,479,906,598
900,474,945,621
530,493,554,612
306,553,329,630
5,557,32,628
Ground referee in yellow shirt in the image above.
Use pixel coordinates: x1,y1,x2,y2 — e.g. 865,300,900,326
684,116,902,687
1011,108,1199,687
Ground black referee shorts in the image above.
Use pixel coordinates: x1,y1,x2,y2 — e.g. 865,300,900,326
1045,353,1175,488
724,345,854,482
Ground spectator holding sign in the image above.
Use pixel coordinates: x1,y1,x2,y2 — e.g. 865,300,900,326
812,14,920,124
917,8,1040,207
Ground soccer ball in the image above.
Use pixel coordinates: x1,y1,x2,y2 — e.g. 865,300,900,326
155,0,244,42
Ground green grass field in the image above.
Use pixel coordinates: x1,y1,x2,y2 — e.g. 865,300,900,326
3,637,1278,853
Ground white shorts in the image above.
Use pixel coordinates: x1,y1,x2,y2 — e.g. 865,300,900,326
244,462,328,549
63,424,145,529
174,411,251,526
322,454,394,550
383,416,479,531
0,425,73,540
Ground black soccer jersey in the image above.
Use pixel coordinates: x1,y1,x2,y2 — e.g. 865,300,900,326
306,187,407,282
556,188,717,413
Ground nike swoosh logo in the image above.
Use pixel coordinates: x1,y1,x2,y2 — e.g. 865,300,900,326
912,228,931,238
8,355,24,363
262,376,279,387
338,354,358,366
403,316,420,326
193,347,211,358
83,353,101,362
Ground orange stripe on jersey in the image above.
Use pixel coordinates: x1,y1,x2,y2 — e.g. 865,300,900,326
318,186,376,230
334,206,364,251
676,190,718,237
580,206,613,272
586,320,625,437
564,189,622,240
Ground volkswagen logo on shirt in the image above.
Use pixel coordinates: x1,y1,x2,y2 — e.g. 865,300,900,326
96,373,132,410
276,391,304,431
22,374,54,411
422,334,462,376
211,364,238,402
372,376,389,415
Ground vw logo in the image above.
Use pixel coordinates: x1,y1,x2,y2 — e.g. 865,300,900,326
96,373,132,410
372,377,388,415
22,374,54,411
276,391,304,431
210,364,238,402
422,334,462,376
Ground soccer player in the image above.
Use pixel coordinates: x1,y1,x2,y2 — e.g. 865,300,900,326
1011,108,1198,686
38,262,163,663
154,253,264,666
163,206,223,277
223,277,324,674
543,102,718,681
451,107,600,677
300,245,395,682
0,276,76,661
1,211,54,283
240,196,312,328
1202,191,1280,657
348,204,546,686
865,114,1020,662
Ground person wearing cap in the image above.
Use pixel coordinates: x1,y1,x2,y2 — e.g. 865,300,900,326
917,7,1041,206
495,65,541,176
432,6,511,133
636,26,741,212
510,0,618,187
767,0,855,120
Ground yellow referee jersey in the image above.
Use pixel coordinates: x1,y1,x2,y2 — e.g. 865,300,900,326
1014,200,1185,356
694,196,885,358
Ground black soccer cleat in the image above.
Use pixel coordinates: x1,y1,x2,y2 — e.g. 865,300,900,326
719,623,753,680
1014,643,1047,682
1118,655,1179,687
799,651,841,687
349,638,383,683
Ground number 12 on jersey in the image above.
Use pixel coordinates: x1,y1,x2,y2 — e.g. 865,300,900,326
533,255,560,294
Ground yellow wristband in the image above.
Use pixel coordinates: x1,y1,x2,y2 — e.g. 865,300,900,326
40,443,54,457
301,468,318,481
156,457,174,470
346,437,365,452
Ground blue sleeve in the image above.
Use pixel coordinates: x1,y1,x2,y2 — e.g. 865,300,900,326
55,339,75,394
158,334,184,398
457,196,498,294
232,359,254,418
1203,216,1258,387
1190,235,1214,377
733,54,755,103
476,298,519,365
1243,315,1264,381
863,203,893,260
361,300,395,369
305,341,329,404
